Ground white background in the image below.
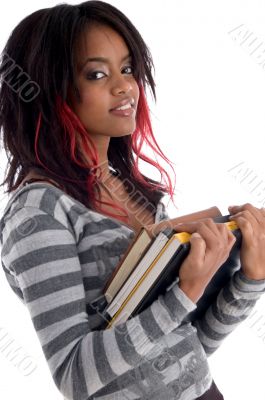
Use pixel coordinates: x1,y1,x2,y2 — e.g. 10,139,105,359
1,0,265,399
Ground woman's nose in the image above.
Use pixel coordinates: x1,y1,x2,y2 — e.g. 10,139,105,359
111,76,133,95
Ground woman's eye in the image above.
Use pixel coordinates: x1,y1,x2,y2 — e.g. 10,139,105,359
86,71,106,80
123,66,133,74
86,66,134,81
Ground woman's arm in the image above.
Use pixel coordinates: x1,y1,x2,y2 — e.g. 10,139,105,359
145,205,222,237
156,203,265,357
193,268,265,356
192,203,265,355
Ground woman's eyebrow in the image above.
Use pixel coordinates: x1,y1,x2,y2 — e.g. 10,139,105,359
80,53,131,70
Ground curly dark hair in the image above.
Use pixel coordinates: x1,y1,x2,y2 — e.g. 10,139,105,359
0,0,176,223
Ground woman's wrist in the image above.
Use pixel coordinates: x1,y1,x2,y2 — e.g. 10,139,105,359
178,281,203,303
240,268,265,281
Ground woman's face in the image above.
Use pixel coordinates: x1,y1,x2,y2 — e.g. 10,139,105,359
69,23,140,140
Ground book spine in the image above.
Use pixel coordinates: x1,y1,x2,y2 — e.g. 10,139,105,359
106,227,175,316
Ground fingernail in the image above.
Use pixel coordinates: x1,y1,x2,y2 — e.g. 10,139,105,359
191,232,201,238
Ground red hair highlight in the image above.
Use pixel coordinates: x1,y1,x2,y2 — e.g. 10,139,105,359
34,97,131,223
34,86,177,225
132,85,177,206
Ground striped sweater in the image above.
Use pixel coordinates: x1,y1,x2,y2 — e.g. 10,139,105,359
1,181,265,400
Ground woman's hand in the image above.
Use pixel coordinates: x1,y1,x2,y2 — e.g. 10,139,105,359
228,203,265,281
172,219,236,303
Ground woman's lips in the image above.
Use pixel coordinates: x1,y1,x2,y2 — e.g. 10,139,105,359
109,107,135,117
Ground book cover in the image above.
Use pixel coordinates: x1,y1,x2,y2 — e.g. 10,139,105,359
103,206,222,304
134,217,242,323
104,216,241,328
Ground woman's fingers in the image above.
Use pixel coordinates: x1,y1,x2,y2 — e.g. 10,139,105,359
174,218,231,249
188,232,206,267
229,203,263,244
216,222,237,246
229,203,265,280
176,220,233,266
178,217,237,302
174,218,221,235
229,203,265,226
231,214,254,244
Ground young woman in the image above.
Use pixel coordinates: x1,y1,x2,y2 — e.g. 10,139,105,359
0,1,265,399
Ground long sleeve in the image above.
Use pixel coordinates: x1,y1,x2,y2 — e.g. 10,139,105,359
0,204,197,400
194,269,265,356
160,204,265,358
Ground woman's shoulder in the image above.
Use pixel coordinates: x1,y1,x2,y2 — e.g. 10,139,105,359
1,179,69,218
0,173,168,246
0,178,135,242
0,178,88,239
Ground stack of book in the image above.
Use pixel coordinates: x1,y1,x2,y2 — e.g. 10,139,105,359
100,206,242,329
